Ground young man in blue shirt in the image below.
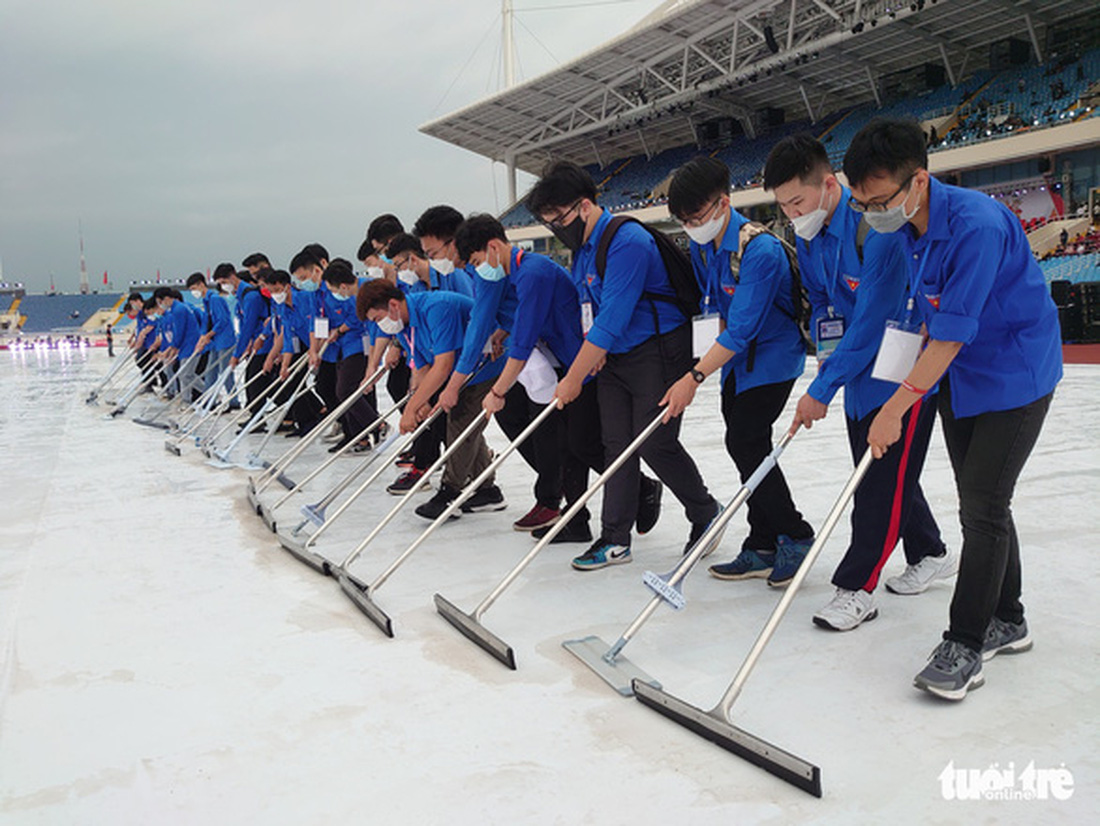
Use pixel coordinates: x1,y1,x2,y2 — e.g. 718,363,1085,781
661,157,814,587
214,267,276,413
357,280,506,519
763,134,954,629
848,118,1061,700
527,161,717,571
455,213,607,538
153,286,202,401
265,269,325,434
187,270,237,398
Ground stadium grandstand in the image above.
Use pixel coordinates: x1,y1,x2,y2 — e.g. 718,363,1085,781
422,0,1100,341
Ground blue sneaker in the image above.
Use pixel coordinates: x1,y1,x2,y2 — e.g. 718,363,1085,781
767,535,813,588
708,548,775,580
571,539,631,571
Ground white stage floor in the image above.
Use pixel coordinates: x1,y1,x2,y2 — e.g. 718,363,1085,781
1,349,1096,824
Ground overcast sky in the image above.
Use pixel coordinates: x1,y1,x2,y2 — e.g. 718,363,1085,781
0,0,666,293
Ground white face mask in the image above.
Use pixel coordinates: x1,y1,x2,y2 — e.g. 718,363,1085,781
791,184,832,241
863,182,922,234
430,258,455,276
365,266,384,280
376,315,404,335
220,281,235,295
397,268,419,286
190,288,203,300
683,205,726,245
271,291,288,304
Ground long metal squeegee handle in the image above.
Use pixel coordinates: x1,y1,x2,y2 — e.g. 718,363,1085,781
255,360,388,493
268,393,410,511
199,352,288,445
355,400,558,594
604,430,796,662
470,409,665,623
333,409,490,564
718,447,874,717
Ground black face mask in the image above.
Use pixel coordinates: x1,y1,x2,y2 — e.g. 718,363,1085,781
549,214,587,252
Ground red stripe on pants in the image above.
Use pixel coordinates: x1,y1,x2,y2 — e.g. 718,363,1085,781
865,397,923,591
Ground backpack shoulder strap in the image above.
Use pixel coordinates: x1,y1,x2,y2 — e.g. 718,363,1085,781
595,215,633,280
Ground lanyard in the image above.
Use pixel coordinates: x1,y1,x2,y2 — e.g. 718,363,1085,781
817,234,844,308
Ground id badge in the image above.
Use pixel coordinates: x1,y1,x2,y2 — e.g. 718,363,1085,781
816,314,845,361
692,313,720,359
313,317,329,339
580,302,594,335
871,320,923,383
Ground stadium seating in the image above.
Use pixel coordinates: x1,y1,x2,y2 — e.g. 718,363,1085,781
500,47,1099,229
16,294,126,333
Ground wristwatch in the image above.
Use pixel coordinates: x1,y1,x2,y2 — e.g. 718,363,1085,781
690,368,705,384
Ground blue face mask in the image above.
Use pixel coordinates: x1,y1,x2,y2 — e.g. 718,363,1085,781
380,253,393,265
475,260,506,282
298,279,319,292
332,291,352,302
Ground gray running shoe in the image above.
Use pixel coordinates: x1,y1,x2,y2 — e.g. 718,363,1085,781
914,639,984,701
982,617,1032,662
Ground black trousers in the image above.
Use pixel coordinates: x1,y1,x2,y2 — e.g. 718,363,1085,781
833,397,946,592
496,383,564,509
939,379,1053,652
315,360,339,413
722,377,813,550
244,353,278,411
598,324,718,546
335,352,378,439
559,378,605,528
387,352,411,407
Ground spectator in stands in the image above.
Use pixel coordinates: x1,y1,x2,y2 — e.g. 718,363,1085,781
847,118,1062,701
527,160,718,571
761,133,953,631
661,156,814,589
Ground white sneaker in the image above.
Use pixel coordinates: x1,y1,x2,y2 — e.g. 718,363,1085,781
885,551,958,595
813,588,878,631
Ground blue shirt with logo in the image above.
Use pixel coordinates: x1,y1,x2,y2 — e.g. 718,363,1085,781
406,291,504,383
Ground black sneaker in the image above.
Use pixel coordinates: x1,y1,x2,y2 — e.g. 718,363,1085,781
532,516,593,544
386,468,430,495
460,484,506,513
415,483,462,521
328,435,354,453
636,475,663,535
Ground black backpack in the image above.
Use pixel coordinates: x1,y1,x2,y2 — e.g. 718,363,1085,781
594,215,702,322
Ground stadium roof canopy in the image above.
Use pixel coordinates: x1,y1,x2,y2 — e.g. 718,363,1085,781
421,0,1085,173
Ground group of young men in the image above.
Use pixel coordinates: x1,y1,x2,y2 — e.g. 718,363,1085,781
128,116,1060,702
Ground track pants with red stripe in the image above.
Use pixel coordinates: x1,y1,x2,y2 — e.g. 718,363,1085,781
832,395,947,593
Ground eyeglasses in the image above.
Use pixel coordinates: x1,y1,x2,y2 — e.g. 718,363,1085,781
678,197,723,228
391,254,414,269
421,239,452,260
539,200,583,229
849,173,915,213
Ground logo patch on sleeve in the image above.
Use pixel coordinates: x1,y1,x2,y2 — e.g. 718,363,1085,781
925,293,941,310
844,276,861,291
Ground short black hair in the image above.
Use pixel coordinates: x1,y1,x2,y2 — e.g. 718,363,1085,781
237,270,255,284
185,272,206,288
322,258,356,286
667,157,730,220
763,133,831,191
265,269,291,286
126,292,144,305
143,297,158,312
254,268,276,285
241,252,270,269
356,279,405,320
212,263,236,281
386,233,425,260
413,205,464,241
367,214,404,246
288,243,328,275
356,238,375,261
525,161,598,215
170,288,184,301
454,213,508,261
843,118,927,188
152,286,174,302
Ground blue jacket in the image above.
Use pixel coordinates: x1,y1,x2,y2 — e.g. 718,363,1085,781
316,284,365,361
164,300,201,359
277,289,313,355
572,210,686,354
907,178,1062,417
203,290,236,350
689,208,805,392
430,265,475,297
454,268,519,376
233,284,272,358
798,188,912,420
508,248,583,367
135,312,155,351
407,291,504,383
